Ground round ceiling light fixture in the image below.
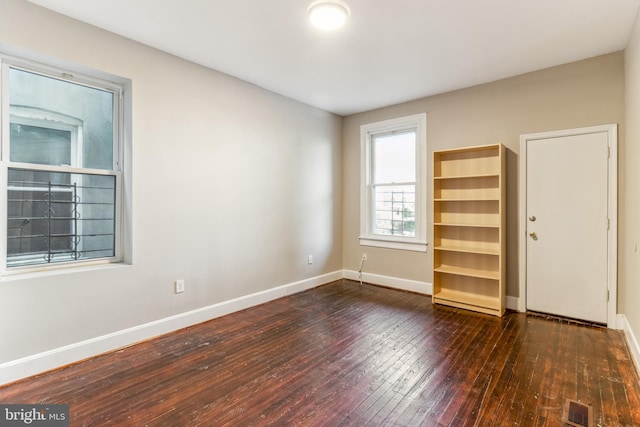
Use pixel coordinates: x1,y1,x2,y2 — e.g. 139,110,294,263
308,0,350,31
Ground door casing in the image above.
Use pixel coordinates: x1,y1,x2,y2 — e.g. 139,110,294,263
519,124,618,328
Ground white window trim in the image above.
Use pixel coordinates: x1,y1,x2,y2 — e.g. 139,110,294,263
360,113,427,252
0,51,127,276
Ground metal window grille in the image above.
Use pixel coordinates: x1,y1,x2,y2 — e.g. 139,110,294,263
373,184,416,237
7,168,116,267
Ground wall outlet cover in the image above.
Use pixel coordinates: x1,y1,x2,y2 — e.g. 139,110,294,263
175,280,185,294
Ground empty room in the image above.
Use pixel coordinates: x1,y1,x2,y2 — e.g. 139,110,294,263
1,0,640,425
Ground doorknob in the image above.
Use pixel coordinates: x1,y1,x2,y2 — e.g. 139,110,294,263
529,231,538,240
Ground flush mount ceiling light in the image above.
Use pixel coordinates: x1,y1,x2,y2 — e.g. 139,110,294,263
308,0,350,31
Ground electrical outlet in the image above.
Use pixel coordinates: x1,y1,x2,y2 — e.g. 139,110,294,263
362,253,367,261
308,255,314,265
175,279,185,294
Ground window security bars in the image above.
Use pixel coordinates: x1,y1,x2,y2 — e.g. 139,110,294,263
7,169,116,268
373,185,416,237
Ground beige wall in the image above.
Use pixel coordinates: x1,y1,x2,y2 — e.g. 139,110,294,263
0,0,343,365
343,53,625,299
623,12,640,340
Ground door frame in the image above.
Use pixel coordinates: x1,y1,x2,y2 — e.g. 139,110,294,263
519,124,618,328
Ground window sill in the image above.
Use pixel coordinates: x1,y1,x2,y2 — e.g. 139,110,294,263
359,237,428,252
0,260,129,282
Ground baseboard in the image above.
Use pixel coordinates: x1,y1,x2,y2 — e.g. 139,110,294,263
0,270,342,386
617,314,640,375
506,296,520,311
342,269,432,295
343,270,522,312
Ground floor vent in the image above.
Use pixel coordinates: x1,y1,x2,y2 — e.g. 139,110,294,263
562,399,593,427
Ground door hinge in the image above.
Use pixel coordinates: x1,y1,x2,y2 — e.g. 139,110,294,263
607,289,610,302
607,146,611,158
607,218,611,230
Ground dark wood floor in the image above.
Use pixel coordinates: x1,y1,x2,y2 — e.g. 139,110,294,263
1,279,639,426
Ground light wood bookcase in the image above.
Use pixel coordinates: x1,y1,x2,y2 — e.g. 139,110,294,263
432,144,506,316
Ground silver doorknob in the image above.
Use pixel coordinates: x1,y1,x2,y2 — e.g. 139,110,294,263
529,231,538,240
529,215,536,222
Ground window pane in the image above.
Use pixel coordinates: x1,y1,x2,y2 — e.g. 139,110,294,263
373,131,416,184
7,168,116,267
10,123,72,166
373,184,416,237
9,67,114,170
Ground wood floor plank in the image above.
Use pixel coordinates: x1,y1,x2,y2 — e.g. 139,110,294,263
435,315,506,425
1,279,639,426
410,312,497,425
446,314,522,426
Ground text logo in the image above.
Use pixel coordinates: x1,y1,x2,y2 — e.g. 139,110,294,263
0,405,69,426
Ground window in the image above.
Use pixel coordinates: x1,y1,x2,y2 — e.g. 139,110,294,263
1,55,125,271
360,113,427,251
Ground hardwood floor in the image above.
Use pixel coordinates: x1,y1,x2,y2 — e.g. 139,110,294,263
1,279,639,426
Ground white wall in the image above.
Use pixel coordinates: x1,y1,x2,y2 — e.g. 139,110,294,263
622,7,640,363
0,0,343,371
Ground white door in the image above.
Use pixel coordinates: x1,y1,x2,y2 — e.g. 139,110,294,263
522,128,612,324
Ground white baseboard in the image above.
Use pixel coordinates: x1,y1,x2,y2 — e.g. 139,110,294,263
342,269,432,295
0,271,342,386
506,296,520,311
343,270,522,312
617,314,640,375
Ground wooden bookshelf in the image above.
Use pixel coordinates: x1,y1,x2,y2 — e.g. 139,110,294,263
432,144,506,316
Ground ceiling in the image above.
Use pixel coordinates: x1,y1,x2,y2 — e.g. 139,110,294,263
25,0,640,116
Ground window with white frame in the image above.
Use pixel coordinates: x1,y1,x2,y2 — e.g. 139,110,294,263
1,56,124,271
360,113,427,251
